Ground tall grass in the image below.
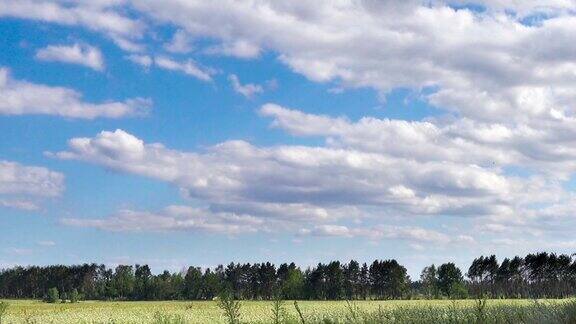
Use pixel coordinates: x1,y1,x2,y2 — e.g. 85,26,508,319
271,296,286,324
261,298,576,324
218,292,242,324
303,299,576,324
152,312,186,324
293,301,306,324
5,298,576,323
0,301,8,324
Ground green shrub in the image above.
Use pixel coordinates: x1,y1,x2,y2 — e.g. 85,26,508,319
46,287,60,303
70,289,80,303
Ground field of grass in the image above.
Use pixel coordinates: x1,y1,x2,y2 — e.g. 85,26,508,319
1,298,575,323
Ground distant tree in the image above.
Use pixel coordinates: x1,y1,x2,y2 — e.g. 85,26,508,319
113,265,135,300
277,263,292,284
134,264,153,300
305,263,326,299
4,253,576,301
46,287,60,303
202,268,222,300
184,267,203,300
359,263,370,299
325,261,344,299
420,265,438,299
70,288,80,303
449,281,468,299
437,263,465,298
281,267,304,300
343,260,361,299
495,258,512,297
258,262,277,300
370,259,409,299
467,255,498,297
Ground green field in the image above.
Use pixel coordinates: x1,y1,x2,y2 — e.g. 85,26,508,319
1,299,575,323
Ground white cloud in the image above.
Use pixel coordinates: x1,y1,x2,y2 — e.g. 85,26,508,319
10,2,576,128
0,67,150,119
0,160,64,210
0,199,40,211
164,29,193,53
300,224,475,246
36,43,104,71
0,0,144,50
228,74,263,98
6,2,576,123
126,54,153,68
125,54,213,80
51,125,566,243
154,56,213,81
53,128,517,219
50,108,576,247
204,40,261,59
62,205,262,234
108,1,576,126
10,0,576,252
260,103,576,177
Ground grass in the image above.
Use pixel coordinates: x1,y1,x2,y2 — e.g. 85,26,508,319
0,298,575,323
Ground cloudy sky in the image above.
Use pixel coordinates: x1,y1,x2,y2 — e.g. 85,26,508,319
2,0,576,277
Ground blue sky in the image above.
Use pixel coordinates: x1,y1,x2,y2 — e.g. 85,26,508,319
2,1,576,278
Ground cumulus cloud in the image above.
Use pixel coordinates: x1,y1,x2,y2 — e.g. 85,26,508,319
109,1,576,126
53,128,520,218
260,103,576,177
228,74,263,98
12,0,576,249
0,160,65,210
6,1,576,123
50,124,567,244
50,106,576,246
0,67,150,119
36,43,104,71
10,1,576,126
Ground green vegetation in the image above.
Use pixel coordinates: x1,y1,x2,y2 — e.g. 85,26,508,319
218,292,242,324
46,288,59,304
0,301,9,324
1,298,576,323
4,252,576,302
70,288,80,303
3,252,576,322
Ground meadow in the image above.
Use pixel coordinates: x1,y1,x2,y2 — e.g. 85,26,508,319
1,298,576,324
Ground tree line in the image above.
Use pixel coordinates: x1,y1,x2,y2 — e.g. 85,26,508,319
1,252,575,301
